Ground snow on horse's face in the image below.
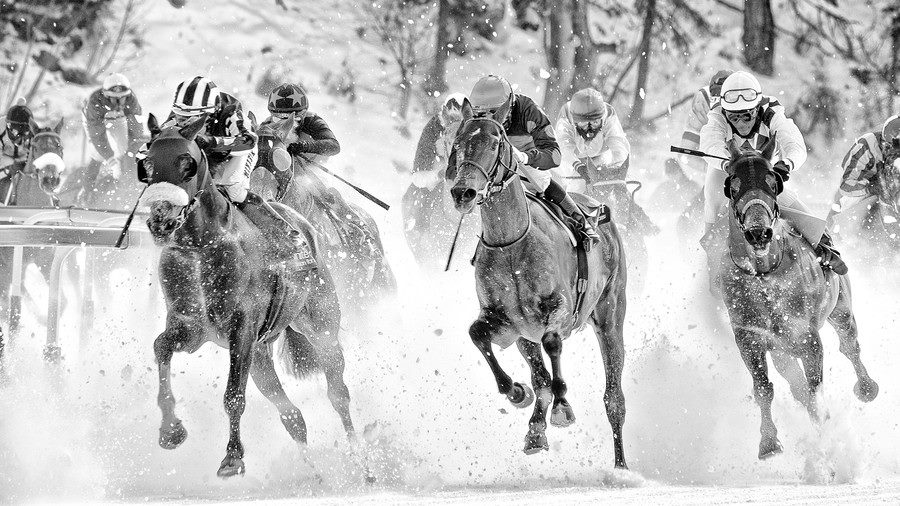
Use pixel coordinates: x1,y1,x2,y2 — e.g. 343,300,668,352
140,114,206,240
30,120,65,194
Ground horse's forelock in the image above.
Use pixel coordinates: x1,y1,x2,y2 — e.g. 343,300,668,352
731,157,776,205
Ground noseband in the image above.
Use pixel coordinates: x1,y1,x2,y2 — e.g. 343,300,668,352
730,189,783,275
455,116,518,205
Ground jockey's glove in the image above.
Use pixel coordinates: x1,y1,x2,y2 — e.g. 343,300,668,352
287,141,312,156
573,160,590,182
773,160,790,182
194,134,212,150
511,146,529,165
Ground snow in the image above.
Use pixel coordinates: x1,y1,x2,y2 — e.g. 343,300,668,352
3,0,900,503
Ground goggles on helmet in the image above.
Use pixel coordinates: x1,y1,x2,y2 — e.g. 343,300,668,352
722,88,760,105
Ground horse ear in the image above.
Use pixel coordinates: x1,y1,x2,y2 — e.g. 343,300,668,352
760,134,777,161
178,115,206,140
248,110,258,132
492,101,511,125
461,98,474,121
148,113,161,139
279,114,295,138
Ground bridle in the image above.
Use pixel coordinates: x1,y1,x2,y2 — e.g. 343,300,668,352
454,116,519,206
2,129,63,206
728,164,784,275
258,131,294,202
454,115,532,248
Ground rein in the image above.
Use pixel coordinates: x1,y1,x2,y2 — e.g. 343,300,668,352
730,191,783,276
170,153,212,234
455,116,531,249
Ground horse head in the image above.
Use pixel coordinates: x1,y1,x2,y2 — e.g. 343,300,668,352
254,114,295,200
724,136,781,256
140,113,209,241
30,119,65,195
449,99,515,214
876,141,900,215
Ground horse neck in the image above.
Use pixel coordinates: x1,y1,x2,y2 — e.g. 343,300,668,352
727,214,783,275
180,169,233,246
480,172,530,247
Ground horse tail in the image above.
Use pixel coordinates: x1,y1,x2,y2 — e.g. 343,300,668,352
280,327,323,379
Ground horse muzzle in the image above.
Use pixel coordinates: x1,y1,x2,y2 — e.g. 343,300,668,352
40,172,61,193
148,201,185,242
450,183,479,213
744,226,773,255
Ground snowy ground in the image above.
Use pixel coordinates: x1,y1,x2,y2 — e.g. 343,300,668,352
2,0,900,503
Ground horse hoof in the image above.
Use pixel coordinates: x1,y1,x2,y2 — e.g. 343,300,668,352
758,436,783,460
508,383,534,409
550,402,576,428
523,431,549,455
158,420,187,450
854,379,879,403
217,457,246,478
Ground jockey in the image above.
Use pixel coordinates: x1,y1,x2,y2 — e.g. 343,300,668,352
700,70,847,274
0,99,35,184
679,69,733,176
263,82,371,245
448,75,600,244
141,77,303,248
556,87,657,235
827,114,900,226
82,73,144,188
411,92,466,190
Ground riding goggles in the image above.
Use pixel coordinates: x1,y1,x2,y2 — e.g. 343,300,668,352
103,85,131,98
724,108,757,123
272,111,305,121
722,88,760,104
575,118,603,131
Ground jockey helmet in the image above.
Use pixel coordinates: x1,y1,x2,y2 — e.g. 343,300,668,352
4,98,33,144
172,76,219,117
570,88,606,141
720,71,762,112
268,83,309,115
883,114,900,147
708,69,734,97
102,73,132,98
439,92,466,128
470,75,514,123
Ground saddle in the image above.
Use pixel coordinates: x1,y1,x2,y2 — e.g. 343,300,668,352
526,191,611,326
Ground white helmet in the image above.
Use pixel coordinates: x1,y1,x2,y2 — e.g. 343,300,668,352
883,114,900,144
173,76,219,116
102,73,132,98
720,71,762,111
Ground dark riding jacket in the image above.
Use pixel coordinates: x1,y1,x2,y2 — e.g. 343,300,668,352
446,94,561,179
285,113,341,158
82,88,143,159
0,128,31,178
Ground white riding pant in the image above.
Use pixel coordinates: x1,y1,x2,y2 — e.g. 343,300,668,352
516,162,555,193
215,147,258,203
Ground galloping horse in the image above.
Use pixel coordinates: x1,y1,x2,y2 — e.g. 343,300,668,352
708,138,878,459
450,101,629,469
141,114,356,477
0,119,66,359
250,114,395,311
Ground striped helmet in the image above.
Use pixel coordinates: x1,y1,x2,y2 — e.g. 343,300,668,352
268,83,308,114
173,76,219,116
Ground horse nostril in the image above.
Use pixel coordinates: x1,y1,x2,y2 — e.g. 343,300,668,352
451,187,476,204
763,228,773,242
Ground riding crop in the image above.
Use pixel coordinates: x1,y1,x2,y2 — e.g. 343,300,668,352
297,154,390,211
670,146,730,161
115,183,148,248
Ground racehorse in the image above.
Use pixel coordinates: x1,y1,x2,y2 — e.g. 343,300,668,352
250,114,395,312
708,138,879,459
141,114,356,477
0,119,66,361
450,102,629,469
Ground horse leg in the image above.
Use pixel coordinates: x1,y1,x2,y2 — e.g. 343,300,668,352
155,328,187,450
218,312,253,478
543,332,575,428
469,317,532,408
827,279,878,402
734,329,781,459
517,339,552,454
250,342,307,443
799,330,824,422
770,349,813,412
591,293,629,469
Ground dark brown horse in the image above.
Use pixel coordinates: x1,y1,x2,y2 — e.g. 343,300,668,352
710,138,878,459
250,115,396,313
450,102,629,469
141,114,355,477
0,120,66,362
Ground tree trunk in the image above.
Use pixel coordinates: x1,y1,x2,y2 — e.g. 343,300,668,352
743,0,775,75
890,7,900,111
542,0,575,116
628,0,656,127
422,0,451,95
571,0,598,92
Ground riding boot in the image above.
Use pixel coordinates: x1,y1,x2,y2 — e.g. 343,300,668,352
544,179,601,247
815,231,848,275
239,192,308,254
